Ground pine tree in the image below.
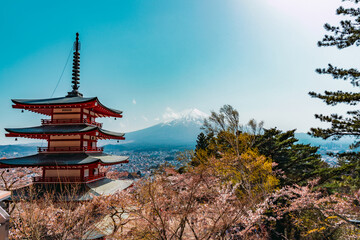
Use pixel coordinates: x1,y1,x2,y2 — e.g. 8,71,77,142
195,132,209,152
309,1,360,149
189,132,210,167
309,1,360,191
254,128,326,186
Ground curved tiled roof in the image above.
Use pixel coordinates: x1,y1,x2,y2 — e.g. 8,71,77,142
10,178,134,202
12,96,96,105
5,124,125,138
12,96,123,116
0,152,128,167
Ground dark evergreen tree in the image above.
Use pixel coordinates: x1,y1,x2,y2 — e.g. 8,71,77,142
254,128,326,187
190,132,210,167
195,132,209,152
309,1,360,191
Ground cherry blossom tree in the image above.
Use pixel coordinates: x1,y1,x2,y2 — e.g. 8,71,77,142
0,167,41,191
113,168,274,239
267,180,360,239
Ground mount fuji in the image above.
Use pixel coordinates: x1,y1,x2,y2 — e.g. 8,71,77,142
103,107,355,153
0,108,355,154
104,109,208,151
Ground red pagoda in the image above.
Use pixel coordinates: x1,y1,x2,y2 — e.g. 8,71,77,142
0,33,131,198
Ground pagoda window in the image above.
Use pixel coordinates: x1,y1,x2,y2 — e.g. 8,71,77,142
84,169,89,177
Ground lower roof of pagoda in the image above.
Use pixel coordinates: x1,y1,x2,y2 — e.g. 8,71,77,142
5,124,125,139
11,96,123,118
0,152,129,167
10,178,134,202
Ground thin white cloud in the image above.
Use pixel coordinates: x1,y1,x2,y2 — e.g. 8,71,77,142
132,99,136,104
162,107,181,122
142,116,149,122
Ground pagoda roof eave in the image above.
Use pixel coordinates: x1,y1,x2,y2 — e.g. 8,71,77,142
5,125,125,140
0,153,129,168
11,96,97,106
11,96,123,118
95,99,123,117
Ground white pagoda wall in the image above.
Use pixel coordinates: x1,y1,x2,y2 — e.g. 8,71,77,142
49,141,81,147
45,169,81,177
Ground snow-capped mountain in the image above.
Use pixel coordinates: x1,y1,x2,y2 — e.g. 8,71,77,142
162,108,209,126
105,109,208,151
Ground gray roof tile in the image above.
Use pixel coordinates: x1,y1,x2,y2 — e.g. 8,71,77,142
0,152,128,166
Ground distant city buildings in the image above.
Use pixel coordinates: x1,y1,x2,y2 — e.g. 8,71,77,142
110,150,184,177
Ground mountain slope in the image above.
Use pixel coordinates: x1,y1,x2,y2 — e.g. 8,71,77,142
104,108,357,152
0,144,37,158
105,109,207,151
0,108,355,155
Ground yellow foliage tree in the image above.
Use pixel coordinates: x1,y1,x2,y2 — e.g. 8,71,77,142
191,105,278,199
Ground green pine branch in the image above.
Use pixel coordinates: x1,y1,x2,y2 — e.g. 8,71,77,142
310,111,360,141
317,4,360,49
316,64,360,86
309,91,360,105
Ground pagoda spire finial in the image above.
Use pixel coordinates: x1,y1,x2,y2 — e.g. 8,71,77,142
67,32,83,97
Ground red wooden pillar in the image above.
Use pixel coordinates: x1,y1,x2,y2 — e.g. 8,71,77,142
80,166,84,181
80,135,84,150
47,135,50,149
80,107,84,123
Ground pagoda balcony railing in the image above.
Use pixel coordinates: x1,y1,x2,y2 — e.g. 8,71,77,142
41,118,102,128
38,146,103,153
32,173,106,183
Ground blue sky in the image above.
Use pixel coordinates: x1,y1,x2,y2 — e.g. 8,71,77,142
0,0,357,144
